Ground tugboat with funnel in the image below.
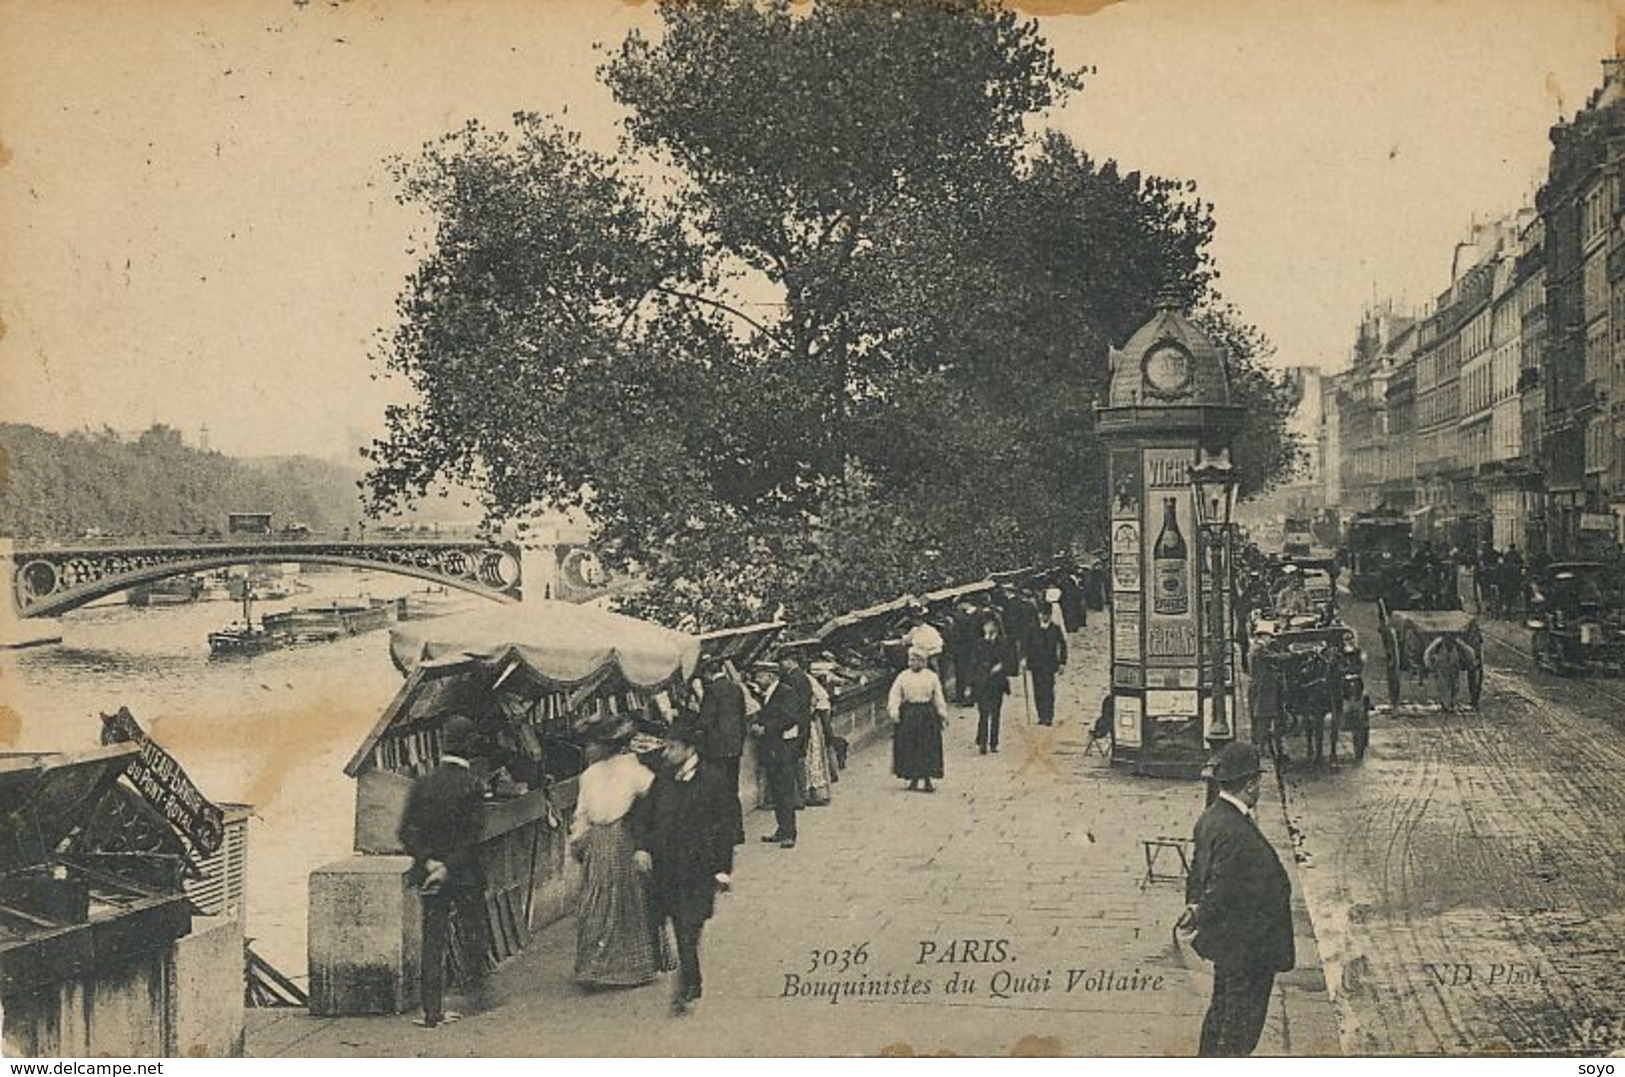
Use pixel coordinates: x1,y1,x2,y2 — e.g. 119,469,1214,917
208,587,285,657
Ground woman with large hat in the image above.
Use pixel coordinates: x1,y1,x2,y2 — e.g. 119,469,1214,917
569,715,671,988
887,647,949,792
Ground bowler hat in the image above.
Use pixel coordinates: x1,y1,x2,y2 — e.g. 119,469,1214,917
1209,742,1263,783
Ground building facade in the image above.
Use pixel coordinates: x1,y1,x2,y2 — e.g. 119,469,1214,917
1323,62,1625,560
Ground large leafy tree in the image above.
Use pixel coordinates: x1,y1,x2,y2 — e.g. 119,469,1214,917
365,0,1301,630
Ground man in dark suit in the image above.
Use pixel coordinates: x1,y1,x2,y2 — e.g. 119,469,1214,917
1179,742,1295,1057
398,715,489,1029
634,722,735,1015
1026,606,1068,726
695,658,749,845
777,652,816,754
749,661,803,848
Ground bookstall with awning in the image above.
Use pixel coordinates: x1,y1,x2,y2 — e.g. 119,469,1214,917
312,600,701,1016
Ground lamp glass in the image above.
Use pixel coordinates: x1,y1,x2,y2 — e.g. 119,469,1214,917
1189,462,1238,530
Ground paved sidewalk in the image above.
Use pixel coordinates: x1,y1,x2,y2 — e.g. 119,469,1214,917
249,620,1337,1057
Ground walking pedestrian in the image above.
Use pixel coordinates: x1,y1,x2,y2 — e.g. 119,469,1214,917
1177,742,1295,1057
1423,635,1471,712
1026,606,1068,726
888,647,949,792
569,733,670,987
967,616,1012,754
633,722,735,1016
748,662,803,848
398,715,491,1029
693,659,748,845
1058,566,1088,630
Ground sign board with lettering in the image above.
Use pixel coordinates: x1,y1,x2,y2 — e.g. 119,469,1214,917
1146,689,1198,717
1114,612,1142,661
1113,694,1142,748
1111,521,1141,595
100,707,226,856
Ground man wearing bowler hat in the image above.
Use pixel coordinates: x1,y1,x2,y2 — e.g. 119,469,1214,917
398,715,491,1029
633,721,735,1015
1178,742,1295,1056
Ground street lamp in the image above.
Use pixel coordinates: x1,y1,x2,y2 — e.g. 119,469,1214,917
1191,456,1240,741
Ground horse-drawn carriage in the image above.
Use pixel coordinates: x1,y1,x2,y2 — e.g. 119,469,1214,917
1527,561,1625,675
1249,620,1368,765
1378,602,1484,710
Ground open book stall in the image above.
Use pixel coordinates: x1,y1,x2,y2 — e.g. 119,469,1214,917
331,600,701,1003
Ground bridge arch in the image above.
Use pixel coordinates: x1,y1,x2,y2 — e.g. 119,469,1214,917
8,540,534,619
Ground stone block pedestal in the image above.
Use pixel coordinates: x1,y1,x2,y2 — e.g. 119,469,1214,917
307,856,420,1017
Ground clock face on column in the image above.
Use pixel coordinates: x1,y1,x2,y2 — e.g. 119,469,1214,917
1143,342,1194,399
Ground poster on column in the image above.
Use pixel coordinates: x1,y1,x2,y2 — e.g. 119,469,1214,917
1142,447,1198,672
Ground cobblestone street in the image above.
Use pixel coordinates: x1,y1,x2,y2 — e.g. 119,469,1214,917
1278,594,1625,1055
249,620,1337,1058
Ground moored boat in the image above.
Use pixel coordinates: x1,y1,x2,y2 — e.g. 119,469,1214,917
263,596,402,643
128,576,204,607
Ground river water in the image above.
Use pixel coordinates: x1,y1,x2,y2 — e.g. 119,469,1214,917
0,569,480,985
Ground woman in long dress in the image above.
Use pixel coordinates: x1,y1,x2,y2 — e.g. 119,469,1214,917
570,741,670,987
800,667,836,806
888,648,949,792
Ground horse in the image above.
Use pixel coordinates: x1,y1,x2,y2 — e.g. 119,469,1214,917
1287,647,1342,766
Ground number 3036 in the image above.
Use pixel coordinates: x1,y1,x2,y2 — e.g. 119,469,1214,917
807,943,870,974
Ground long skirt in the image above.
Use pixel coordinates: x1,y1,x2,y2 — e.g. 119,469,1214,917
800,715,834,805
574,817,671,987
893,701,945,780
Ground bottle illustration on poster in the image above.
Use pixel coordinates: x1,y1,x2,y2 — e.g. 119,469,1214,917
1152,497,1189,616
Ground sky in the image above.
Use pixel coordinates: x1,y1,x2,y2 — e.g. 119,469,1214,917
0,0,1618,459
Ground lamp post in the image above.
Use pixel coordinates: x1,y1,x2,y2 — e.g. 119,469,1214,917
1191,456,1240,742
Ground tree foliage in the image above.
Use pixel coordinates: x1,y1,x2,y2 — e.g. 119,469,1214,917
0,423,367,540
365,0,1303,630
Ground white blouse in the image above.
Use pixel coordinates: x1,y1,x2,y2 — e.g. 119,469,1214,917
887,667,948,721
571,752,655,840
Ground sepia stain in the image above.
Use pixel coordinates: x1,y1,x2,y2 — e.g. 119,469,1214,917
1546,71,1567,117
878,1041,958,1058
0,139,12,169
186,1044,210,1058
1009,1033,1064,1056
0,704,21,748
146,697,369,808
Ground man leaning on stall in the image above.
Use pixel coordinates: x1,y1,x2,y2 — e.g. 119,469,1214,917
398,714,491,1029
1178,742,1295,1057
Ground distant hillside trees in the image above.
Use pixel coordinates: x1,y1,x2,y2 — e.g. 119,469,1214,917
0,423,369,539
